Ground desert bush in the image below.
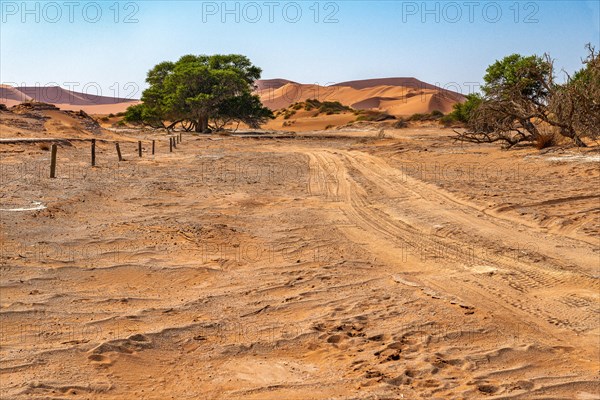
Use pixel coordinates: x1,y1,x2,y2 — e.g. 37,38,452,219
283,110,296,120
301,99,321,111
407,111,444,121
430,110,444,119
108,113,115,118
355,110,395,122
281,99,352,116
39,143,50,151
100,116,109,122
392,119,407,128
324,124,334,130
318,101,350,114
534,131,558,149
446,94,482,124
440,114,456,127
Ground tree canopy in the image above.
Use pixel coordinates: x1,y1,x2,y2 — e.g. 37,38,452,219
125,54,273,132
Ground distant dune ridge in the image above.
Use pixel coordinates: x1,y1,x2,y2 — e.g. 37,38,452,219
0,85,33,105
0,84,139,114
1,77,465,116
254,78,298,91
257,77,465,116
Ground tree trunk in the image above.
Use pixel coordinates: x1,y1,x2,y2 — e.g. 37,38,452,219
521,119,540,140
200,116,209,133
194,116,210,133
560,127,587,147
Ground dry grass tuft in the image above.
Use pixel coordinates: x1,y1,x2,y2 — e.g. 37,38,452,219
535,132,558,149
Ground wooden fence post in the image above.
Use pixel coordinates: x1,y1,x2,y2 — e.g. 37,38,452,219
50,144,57,178
115,142,123,161
138,141,142,157
169,137,173,152
152,140,155,155
91,139,96,166
173,136,177,149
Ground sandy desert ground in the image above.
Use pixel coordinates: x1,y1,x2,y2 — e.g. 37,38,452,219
1,107,599,399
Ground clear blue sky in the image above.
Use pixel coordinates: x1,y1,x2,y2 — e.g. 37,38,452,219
1,1,598,98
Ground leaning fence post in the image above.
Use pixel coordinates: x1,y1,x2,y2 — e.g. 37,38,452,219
91,139,96,166
50,144,57,178
115,142,123,161
138,141,142,157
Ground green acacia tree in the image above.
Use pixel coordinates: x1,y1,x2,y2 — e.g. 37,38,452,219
125,54,273,132
445,93,483,123
481,54,552,142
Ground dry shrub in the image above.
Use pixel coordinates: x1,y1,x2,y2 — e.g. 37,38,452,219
39,143,50,151
535,132,557,149
392,119,407,129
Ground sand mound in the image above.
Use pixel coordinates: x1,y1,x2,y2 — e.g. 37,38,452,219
0,84,32,102
0,101,122,139
0,85,139,114
15,86,135,106
257,78,465,116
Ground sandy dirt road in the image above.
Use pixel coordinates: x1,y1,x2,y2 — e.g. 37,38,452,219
1,130,599,399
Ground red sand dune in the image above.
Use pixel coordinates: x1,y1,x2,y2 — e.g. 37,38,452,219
256,78,465,116
333,77,441,90
0,84,139,114
255,78,298,91
2,77,465,116
0,85,33,107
